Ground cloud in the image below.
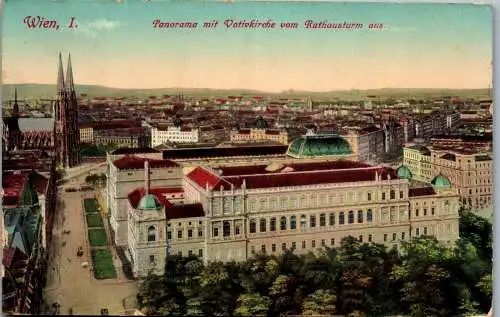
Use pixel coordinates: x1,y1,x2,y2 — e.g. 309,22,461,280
88,19,123,31
74,19,123,38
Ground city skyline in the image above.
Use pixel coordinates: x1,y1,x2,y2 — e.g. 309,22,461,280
3,1,493,92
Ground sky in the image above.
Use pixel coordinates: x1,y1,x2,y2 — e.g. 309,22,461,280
1,0,493,92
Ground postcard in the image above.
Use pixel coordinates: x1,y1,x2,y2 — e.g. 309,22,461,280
1,1,493,316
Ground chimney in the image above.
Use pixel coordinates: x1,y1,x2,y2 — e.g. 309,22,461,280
144,160,150,194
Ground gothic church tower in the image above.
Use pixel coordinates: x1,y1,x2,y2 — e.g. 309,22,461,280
54,52,81,168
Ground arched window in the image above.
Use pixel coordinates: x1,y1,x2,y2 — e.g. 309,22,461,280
367,209,373,222
329,212,335,226
250,219,256,233
270,217,277,231
348,211,354,224
260,219,267,232
300,215,307,229
223,221,231,237
357,210,363,223
148,226,156,242
290,216,297,230
319,213,326,226
339,212,345,225
280,216,287,230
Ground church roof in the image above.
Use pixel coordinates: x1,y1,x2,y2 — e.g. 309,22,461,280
17,118,54,132
287,134,353,158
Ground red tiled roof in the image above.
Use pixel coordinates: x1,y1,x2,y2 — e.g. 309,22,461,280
2,247,28,268
186,167,231,190
2,173,28,206
225,167,397,189
217,160,372,176
113,155,179,170
128,187,182,209
409,187,436,197
165,203,205,219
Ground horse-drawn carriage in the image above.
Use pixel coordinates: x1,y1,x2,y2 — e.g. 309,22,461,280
77,246,84,257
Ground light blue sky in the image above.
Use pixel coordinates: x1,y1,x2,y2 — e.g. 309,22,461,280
2,0,493,91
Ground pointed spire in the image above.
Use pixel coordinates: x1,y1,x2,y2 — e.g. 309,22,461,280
65,52,75,92
57,52,65,92
12,88,19,117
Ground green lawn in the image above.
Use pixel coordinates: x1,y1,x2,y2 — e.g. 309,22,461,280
86,213,104,228
88,228,108,247
83,198,99,214
91,248,117,280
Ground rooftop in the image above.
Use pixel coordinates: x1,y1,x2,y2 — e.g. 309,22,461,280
128,187,182,209
113,155,179,170
224,167,397,190
162,145,288,160
216,160,372,176
111,147,161,155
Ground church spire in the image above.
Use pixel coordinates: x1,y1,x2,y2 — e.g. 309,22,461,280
65,52,75,92
12,87,19,117
57,52,65,92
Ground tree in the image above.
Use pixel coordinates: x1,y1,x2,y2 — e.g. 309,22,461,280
234,293,271,316
391,236,455,317
269,275,299,316
302,289,336,316
476,274,492,299
459,207,492,263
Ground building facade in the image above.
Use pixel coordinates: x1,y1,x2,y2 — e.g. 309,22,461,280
230,128,288,145
151,125,199,147
402,145,492,211
126,159,460,278
107,155,183,246
94,128,151,149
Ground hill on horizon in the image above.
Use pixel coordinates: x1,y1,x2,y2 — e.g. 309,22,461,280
1,83,492,102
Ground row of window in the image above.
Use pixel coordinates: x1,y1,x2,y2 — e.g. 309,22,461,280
246,190,405,212
149,249,204,263
250,231,417,254
248,210,374,234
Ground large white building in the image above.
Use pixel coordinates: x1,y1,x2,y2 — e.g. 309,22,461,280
107,156,183,246
120,135,461,278
151,125,199,147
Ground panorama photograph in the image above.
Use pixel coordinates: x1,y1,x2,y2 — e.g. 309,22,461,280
1,0,494,316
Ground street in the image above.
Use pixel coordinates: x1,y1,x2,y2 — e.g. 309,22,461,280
43,175,138,315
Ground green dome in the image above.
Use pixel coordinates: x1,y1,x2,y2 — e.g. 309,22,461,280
286,134,353,158
431,174,452,188
397,165,413,180
138,194,163,210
